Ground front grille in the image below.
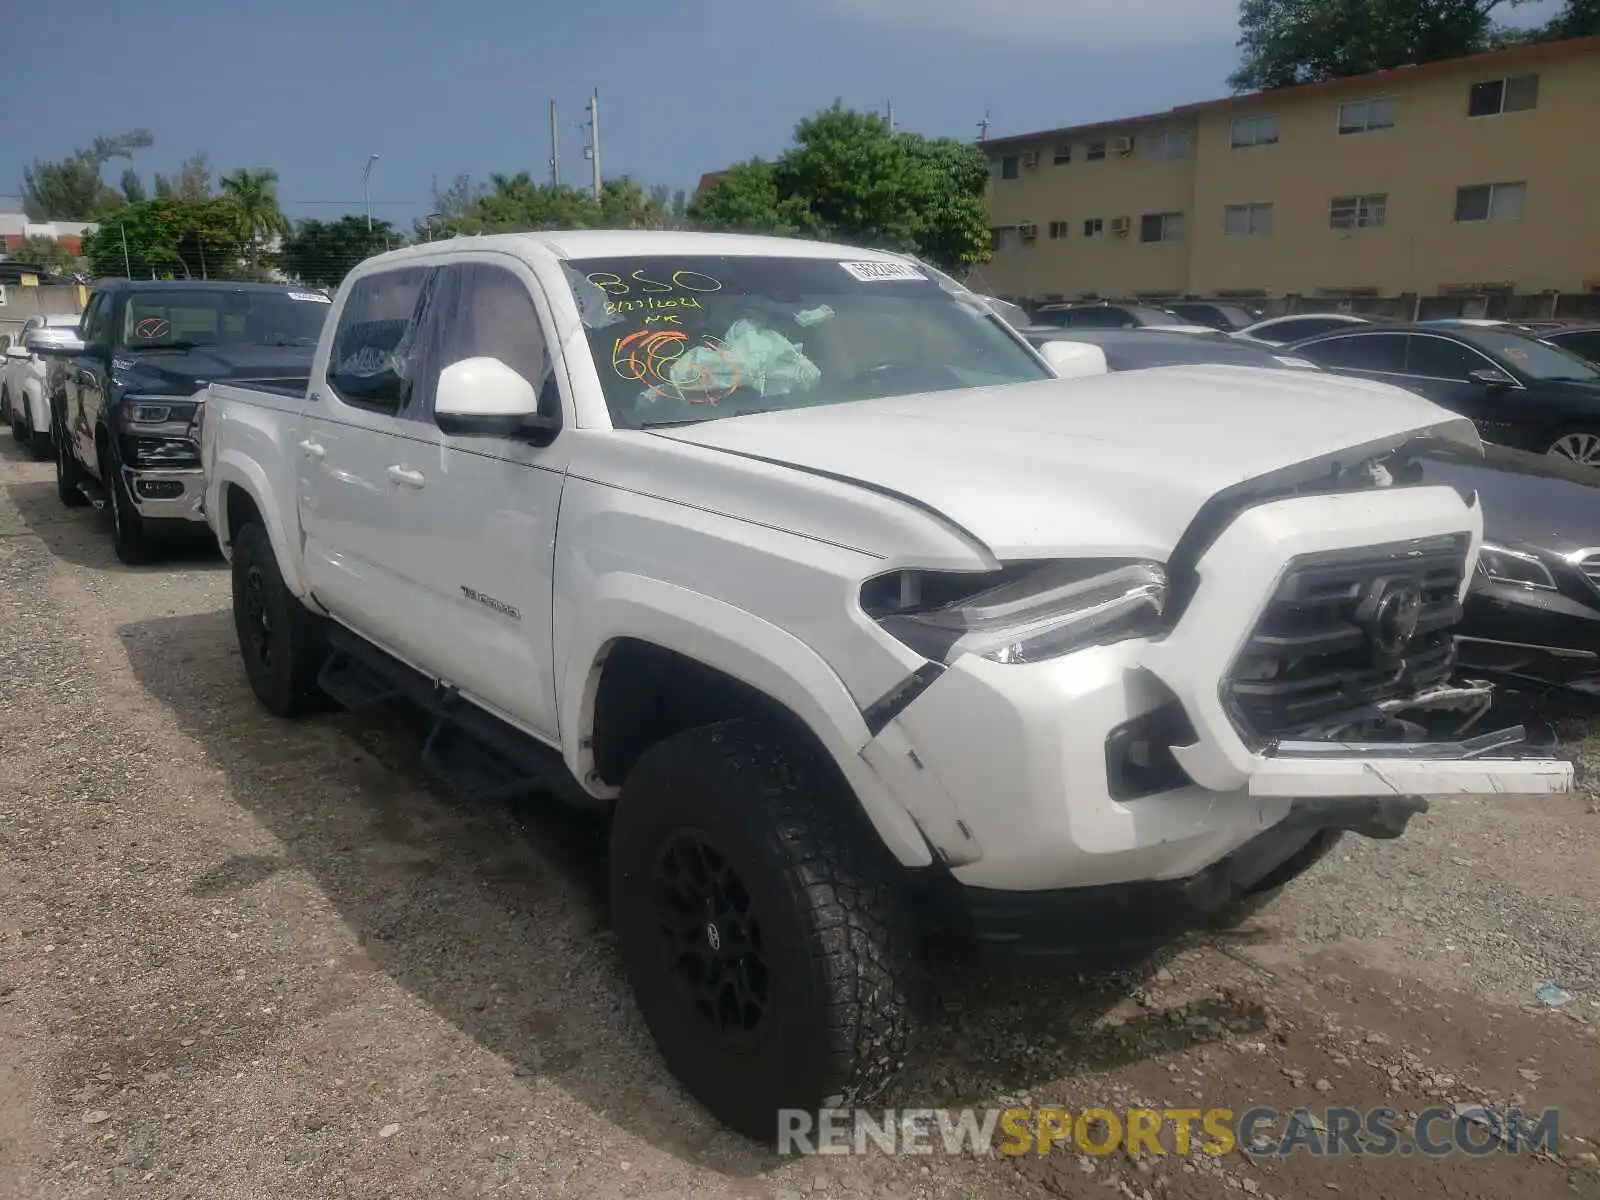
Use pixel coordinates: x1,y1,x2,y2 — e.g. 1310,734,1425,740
1573,549,1600,595
1222,534,1469,744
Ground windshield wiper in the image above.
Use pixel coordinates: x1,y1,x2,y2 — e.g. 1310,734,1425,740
134,340,204,353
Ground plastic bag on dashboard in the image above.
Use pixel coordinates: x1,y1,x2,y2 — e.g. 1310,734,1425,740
664,318,821,399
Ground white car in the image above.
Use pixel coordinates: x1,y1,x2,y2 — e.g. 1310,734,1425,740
1233,312,1373,346
2,312,82,454
196,231,1570,1141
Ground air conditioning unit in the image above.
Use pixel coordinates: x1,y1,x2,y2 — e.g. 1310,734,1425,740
1109,216,1132,236
1021,150,1041,168
1017,222,1039,240
1111,136,1135,155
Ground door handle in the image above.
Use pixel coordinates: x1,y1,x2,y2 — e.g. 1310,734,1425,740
299,439,326,459
387,465,426,489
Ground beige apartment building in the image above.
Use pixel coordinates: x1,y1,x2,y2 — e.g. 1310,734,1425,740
977,35,1600,318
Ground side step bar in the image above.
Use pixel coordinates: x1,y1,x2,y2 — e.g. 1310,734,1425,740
317,625,589,808
78,479,108,511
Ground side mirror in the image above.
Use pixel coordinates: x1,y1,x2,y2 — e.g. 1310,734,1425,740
1469,367,1515,389
5,345,29,361
1038,340,1111,379
435,356,561,443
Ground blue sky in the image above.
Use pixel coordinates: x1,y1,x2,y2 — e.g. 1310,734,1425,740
0,0,1562,228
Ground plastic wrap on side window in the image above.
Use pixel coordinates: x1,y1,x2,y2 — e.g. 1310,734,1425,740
561,261,625,330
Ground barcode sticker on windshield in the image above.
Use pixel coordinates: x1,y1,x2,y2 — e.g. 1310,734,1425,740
839,261,926,283
288,291,332,303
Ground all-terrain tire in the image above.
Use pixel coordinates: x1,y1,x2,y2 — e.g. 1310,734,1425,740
53,409,88,507
611,719,917,1144
1205,829,1345,930
106,453,155,566
231,520,329,717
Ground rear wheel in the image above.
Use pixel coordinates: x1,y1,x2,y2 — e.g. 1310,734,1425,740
611,719,917,1143
231,520,328,716
1545,426,1600,467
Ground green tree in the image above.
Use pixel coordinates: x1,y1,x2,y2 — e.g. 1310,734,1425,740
688,160,812,236
218,166,290,276
646,184,690,228
154,152,215,202
427,172,658,236
687,104,994,270
279,216,400,287
83,198,245,280
2,234,82,274
1539,0,1600,36
1230,0,1532,90
20,129,154,220
120,169,147,204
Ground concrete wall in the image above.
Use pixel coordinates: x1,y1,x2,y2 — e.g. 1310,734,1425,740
0,283,87,347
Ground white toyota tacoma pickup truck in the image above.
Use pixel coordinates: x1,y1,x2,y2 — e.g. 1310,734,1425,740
197,231,1571,1140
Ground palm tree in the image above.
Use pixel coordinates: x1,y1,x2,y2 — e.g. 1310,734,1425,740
219,167,290,278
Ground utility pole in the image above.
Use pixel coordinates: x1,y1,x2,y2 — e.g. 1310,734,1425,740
362,153,380,232
886,100,895,136
119,224,132,278
583,90,602,201
549,100,561,187
977,111,992,142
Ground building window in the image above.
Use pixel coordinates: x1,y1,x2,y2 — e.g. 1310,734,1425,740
1144,131,1191,160
990,226,1021,252
1048,221,1069,239
1455,181,1526,222
1230,115,1279,147
998,155,1019,180
1468,74,1539,117
1140,212,1185,243
1083,217,1104,238
1330,193,1388,229
1337,97,1397,134
1224,203,1274,235
1052,144,1072,165
1086,141,1108,161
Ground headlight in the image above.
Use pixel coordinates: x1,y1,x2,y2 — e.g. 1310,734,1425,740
123,394,198,428
862,560,1167,665
1477,542,1556,591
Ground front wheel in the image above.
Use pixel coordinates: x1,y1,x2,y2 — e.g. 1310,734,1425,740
1545,426,1600,467
107,458,154,565
611,720,917,1143
53,413,88,507
230,520,328,716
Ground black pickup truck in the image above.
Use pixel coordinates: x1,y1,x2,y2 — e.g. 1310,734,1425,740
39,280,329,564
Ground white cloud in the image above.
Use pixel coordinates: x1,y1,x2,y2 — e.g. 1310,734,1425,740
808,0,1242,50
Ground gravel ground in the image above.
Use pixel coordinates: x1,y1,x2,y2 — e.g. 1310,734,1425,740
2,434,1599,1200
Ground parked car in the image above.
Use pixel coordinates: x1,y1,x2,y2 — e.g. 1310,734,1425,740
1017,327,1318,373
1288,323,1600,465
2,312,82,454
1233,312,1374,346
34,280,331,564
1541,324,1600,366
196,230,1567,1141
1163,300,1264,332
1022,328,1600,696
1030,301,1217,336
1421,441,1600,696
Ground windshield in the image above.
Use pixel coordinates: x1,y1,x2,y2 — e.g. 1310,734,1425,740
119,288,331,350
1485,332,1600,383
565,255,1052,428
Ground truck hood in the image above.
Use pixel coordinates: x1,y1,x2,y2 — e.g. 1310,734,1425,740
118,342,315,395
649,366,1480,560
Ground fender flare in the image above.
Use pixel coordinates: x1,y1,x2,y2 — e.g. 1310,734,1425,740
560,572,934,868
209,451,312,599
